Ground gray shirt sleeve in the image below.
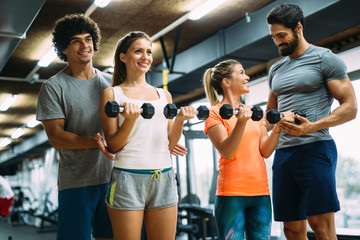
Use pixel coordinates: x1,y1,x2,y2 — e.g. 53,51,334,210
321,50,348,82
36,80,65,121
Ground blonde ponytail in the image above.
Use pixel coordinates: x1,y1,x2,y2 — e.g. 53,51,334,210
202,59,239,106
203,69,219,105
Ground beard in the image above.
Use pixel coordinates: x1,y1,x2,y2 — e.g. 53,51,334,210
278,31,299,56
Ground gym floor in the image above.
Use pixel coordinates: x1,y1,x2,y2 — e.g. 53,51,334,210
0,217,56,240
0,217,191,240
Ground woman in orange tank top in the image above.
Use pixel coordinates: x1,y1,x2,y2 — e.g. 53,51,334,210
203,59,294,239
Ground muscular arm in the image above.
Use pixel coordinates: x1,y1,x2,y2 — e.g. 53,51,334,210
41,119,98,149
316,78,357,128
281,78,357,136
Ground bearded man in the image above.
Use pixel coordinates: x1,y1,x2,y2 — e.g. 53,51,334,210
265,4,357,240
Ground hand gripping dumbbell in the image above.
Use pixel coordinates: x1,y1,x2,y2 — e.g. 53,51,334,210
266,109,306,124
105,101,155,119
219,104,263,121
163,103,209,120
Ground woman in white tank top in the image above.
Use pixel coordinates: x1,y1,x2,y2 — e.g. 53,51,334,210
100,31,195,240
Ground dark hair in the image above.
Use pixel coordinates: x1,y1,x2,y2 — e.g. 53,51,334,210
52,14,101,61
203,59,239,105
266,4,305,30
112,31,151,86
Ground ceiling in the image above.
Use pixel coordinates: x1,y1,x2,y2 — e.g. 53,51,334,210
1,0,360,170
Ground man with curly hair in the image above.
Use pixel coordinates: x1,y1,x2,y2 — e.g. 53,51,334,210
36,14,114,240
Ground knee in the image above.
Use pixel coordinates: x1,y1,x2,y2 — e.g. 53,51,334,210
310,224,331,240
283,225,307,239
308,214,336,240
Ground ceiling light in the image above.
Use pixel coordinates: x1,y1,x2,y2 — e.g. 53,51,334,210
94,0,111,8
0,138,12,148
11,128,25,139
189,0,228,21
37,47,57,67
27,117,41,128
0,94,17,111
245,12,251,23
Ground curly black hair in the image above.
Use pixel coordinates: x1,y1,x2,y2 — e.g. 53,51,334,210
52,14,101,61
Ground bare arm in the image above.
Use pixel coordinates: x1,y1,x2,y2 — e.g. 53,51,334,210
280,78,357,136
100,88,139,153
265,90,278,131
259,111,294,158
165,90,195,151
207,106,251,159
41,119,98,149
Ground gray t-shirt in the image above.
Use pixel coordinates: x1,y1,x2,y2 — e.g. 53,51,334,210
36,69,113,191
269,44,348,149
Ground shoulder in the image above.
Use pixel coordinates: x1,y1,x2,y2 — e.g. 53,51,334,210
95,69,112,84
161,88,172,103
310,45,347,73
208,104,222,120
102,86,114,96
310,45,341,62
40,71,66,90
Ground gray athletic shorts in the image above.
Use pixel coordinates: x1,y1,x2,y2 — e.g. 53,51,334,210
105,167,178,210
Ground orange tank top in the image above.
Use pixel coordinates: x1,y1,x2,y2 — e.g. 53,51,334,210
204,104,269,196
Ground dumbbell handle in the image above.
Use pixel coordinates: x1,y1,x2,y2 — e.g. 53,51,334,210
267,110,306,124
105,101,155,119
164,104,209,120
172,108,202,115
220,104,263,121
118,106,145,114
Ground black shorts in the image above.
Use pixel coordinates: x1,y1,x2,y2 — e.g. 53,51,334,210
272,140,340,221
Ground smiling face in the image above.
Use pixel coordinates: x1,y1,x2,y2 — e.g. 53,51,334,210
269,23,300,57
226,63,250,95
62,33,94,64
120,38,153,74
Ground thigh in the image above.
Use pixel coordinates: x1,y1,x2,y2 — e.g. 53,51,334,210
144,205,177,240
58,186,98,240
214,196,245,240
245,196,272,240
107,206,144,240
93,183,113,239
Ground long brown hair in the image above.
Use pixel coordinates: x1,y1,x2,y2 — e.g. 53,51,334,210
112,31,151,87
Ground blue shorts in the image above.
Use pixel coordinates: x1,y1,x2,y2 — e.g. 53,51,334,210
214,195,272,240
57,184,113,240
272,140,340,221
106,167,178,210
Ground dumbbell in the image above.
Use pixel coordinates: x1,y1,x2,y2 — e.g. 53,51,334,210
219,104,263,121
163,103,209,120
266,109,306,124
105,101,155,119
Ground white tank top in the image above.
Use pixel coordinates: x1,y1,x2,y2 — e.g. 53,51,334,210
112,86,172,169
